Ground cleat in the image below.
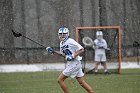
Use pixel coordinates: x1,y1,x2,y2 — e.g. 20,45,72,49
105,71,111,75
94,72,98,75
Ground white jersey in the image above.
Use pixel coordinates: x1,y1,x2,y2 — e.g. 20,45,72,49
93,39,107,55
60,38,84,78
93,39,107,62
60,38,83,61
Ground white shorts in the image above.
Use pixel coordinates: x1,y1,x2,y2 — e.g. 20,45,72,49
95,54,106,62
62,60,84,78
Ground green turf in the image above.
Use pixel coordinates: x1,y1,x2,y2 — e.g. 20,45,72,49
0,69,140,93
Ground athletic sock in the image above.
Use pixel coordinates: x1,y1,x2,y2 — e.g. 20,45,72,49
95,69,98,72
104,69,108,72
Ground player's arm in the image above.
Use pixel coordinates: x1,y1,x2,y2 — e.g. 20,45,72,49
103,40,110,50
65,48,84,61
53,51,65,57
46,47,64,57
70,39,84,58
73,48,84,58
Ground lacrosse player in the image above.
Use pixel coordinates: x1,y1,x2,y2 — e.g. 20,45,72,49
93,31,110,74
47,27,94,93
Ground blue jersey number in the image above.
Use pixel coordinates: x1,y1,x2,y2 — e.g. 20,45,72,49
63,49,72,56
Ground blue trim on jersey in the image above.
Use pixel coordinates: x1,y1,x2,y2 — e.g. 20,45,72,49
63,36,69,43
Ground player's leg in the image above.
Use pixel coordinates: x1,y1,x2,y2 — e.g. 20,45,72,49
95,54,103,73
76,69,94,93
94,54,101,73
101,62,111,74
101,54,110,74
101,62,107,72
94,62,100,73
57,73,69,93
76,77,94,93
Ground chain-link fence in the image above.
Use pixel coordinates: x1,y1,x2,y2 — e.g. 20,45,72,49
0,0,140,64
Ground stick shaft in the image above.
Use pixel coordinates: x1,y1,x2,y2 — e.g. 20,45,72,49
22,35,46,48
22,36,63,57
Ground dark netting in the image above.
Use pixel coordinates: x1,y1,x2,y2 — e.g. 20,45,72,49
0,47,64,64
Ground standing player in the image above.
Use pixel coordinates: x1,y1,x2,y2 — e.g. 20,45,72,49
46,27,94,93
93,31,110,74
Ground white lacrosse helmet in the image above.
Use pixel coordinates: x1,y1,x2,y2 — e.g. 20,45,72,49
58,27,69,41
96,31,103,40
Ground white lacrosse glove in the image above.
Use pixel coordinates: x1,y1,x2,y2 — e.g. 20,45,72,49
65,55,74,61
98,45,106,49
92,44,95,49
46,47,54,54
106,48,110,50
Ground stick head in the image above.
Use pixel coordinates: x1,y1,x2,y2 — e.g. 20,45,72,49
12,30,22,37
82,36,93,47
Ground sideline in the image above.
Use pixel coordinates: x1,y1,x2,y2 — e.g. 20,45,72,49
0,62,139,73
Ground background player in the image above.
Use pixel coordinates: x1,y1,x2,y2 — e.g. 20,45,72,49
93,31,110,74
47,27,94,93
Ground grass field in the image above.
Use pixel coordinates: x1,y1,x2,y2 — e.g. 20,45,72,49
0,69,140,93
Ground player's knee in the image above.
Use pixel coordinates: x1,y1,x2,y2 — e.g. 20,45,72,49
96,62,100,65
79,82,83,86
78,80,84,86
57,77,65,85
57,79,60,84
57,78,62,84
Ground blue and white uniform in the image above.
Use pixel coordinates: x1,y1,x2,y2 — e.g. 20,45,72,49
60,38,84,78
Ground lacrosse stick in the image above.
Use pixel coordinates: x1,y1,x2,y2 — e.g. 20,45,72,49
11,29,63,56
133,41,140,65
82,37,94,74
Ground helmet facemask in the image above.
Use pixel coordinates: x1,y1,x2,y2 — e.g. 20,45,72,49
58,27,69,42
96,31,103,40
